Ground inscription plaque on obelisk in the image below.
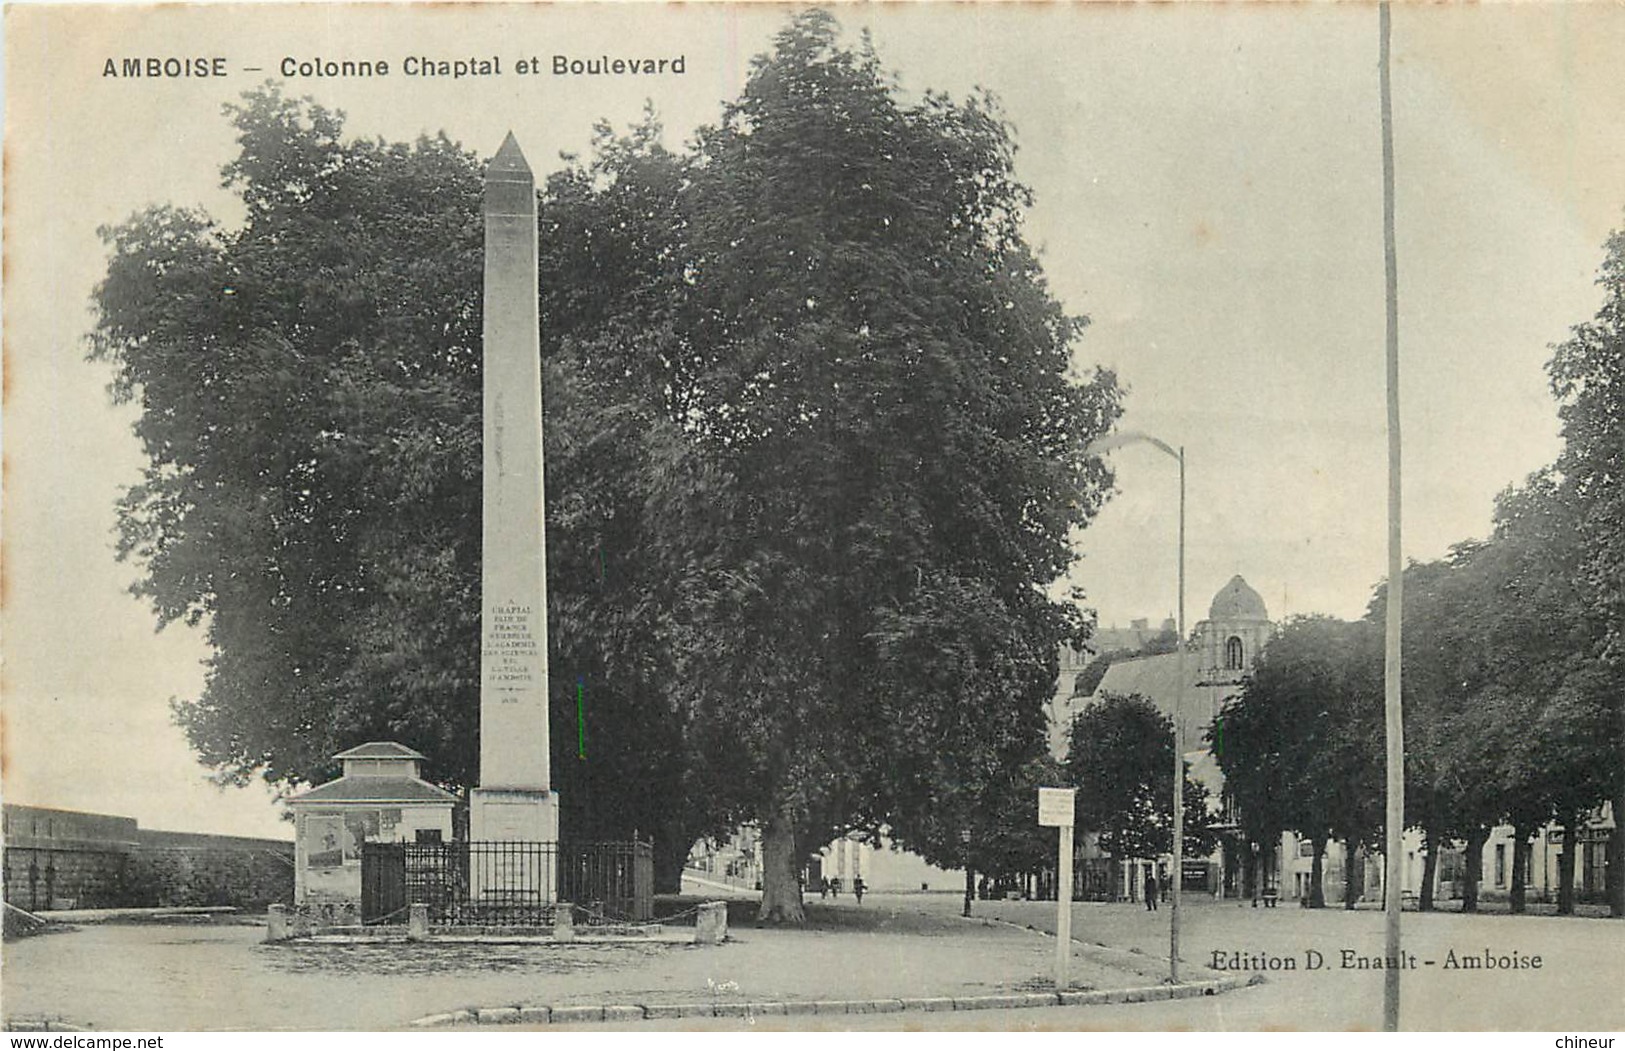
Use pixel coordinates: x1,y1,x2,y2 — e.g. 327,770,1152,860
470,133,559,872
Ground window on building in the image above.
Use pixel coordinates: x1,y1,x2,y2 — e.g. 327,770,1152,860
1225,636,1245,670
1494,843,1507,888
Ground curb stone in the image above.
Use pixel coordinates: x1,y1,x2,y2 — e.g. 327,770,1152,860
407,976,1255,1027
3,1020,85,1033
548,1005,604,1024
643,1003,714,1020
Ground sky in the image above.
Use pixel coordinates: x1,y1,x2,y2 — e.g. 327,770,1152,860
4,3,1623,839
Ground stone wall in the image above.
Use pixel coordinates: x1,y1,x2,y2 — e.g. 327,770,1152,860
2,847,132,911
125,844,293,910
2,804,292,911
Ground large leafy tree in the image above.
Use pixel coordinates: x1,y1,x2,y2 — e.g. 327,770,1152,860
1066,692,1212,864
93,92,489,787
1216,616,1380,908
649,12,1121,922
1547,225,1625,918
1373,555,1510,911
1382,556,1484,910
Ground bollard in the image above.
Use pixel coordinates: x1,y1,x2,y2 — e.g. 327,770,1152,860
407,903,430,941
694,900,728,945
553,903,576,943
266,903,288,942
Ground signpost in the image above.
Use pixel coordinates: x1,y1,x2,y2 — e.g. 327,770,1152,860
1037,787,1076,991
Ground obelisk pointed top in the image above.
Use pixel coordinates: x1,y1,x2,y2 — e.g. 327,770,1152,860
488,132,532,180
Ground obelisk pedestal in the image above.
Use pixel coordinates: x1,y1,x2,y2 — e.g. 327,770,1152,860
470,133,558,881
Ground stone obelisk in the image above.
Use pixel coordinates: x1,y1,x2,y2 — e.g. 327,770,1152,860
470,133,559,876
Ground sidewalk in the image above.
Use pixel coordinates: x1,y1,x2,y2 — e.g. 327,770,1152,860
3,897,1181,1031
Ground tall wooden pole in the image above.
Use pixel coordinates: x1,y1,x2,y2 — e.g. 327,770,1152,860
1057,823,1074,990
1379,2,1406,1032
1170,447,1185,984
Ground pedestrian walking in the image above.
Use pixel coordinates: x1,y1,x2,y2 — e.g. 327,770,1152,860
1144,873,1159,911
853,877,866,904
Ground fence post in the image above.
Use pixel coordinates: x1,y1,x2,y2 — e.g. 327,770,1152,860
408,902,430,941
695,900,728,945
265,903,288,942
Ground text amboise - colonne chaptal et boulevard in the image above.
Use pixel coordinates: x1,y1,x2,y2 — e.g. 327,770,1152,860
101,53,688,80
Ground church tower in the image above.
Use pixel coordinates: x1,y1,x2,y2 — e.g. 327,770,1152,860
1192,575,1273,725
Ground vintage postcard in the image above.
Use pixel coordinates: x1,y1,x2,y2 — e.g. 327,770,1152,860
4,1,1622,1036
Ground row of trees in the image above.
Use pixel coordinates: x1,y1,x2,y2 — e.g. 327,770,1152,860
89,13,1123,922
1218,227,1625,915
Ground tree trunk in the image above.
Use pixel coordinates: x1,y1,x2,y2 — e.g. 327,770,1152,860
1558,816,1579,916
1309,837,1327,908
1462,826,1487,913
755,804,805,925
1342,839,1362,910
1510,824,1531,914
1419,826,1440,912
652,818,690,895
1609,780,1625,918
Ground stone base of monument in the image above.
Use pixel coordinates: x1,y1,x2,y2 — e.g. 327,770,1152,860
469,788,561,903
470,788,559,841
266,899,728,946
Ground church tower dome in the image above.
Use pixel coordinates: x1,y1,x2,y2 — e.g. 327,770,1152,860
1208,575,1268,622
1195,574,1273,686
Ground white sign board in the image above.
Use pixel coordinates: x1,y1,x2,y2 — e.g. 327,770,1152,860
1037,787,1076,827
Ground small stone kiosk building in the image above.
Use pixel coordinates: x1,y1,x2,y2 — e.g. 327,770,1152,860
286,742,457,905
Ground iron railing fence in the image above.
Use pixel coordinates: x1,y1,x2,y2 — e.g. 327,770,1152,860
363,839,653,926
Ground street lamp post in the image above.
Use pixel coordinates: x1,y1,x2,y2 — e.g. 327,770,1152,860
1086,431,1185,985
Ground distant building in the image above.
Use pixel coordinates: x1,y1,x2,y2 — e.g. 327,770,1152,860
1051,575,1268,758
1055,575,1275,900
689,827,965,896
812,832,964,894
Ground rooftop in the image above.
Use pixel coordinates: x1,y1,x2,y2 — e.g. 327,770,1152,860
287,776,458,806
331,741,427,761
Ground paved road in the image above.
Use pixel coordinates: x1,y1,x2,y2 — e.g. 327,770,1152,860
571,894,1622,1032
0,902,1147,1031
5,895,1617,1031
832,893,1624,1031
